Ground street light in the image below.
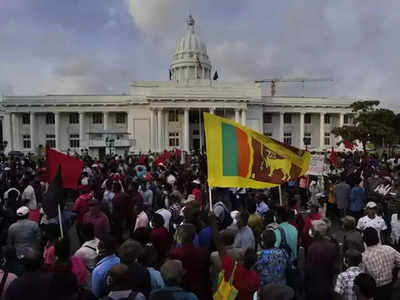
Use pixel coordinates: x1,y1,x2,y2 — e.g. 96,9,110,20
0,140,8,154
303,137,310,151
105,137,115,156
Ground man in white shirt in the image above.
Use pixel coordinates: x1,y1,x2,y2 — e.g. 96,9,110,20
357,202,387,240
21,178,37,210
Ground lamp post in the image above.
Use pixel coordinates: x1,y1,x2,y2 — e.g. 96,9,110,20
303,137,310,151
0,140,8,154
105,137,115,156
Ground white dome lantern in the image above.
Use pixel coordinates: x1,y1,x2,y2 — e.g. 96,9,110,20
170,15,212,82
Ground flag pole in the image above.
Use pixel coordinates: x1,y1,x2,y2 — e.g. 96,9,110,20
58,204,64,239
278,184,283,206
208,185,213,212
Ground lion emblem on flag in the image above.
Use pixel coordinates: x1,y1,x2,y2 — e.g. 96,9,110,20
261,151,292,181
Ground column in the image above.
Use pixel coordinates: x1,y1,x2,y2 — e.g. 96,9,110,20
55,112,60,151
279,112,284,142
11,113,19,150
320,112,325,151
3,113,12,152
184,108,190,152
157,108,163,152
235,109,240,123
30,112,36,153
127,111,134,152
103,111,109,130
150,109,155,151
241,109,247,126
209,107,215,114
79,112,85,150
299,112,305,148
339,113,344,127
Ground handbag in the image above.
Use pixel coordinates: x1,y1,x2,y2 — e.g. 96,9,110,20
214,261,239,300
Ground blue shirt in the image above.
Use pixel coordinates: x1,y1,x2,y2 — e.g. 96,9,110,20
274,222,298,260
256,248,288,286
198,226,212,249
148,267,165,290
349,186,365,212
92,254,120,298
150,286,198,300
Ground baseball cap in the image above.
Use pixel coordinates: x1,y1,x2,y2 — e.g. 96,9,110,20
16,206,30,217
366,202,377,209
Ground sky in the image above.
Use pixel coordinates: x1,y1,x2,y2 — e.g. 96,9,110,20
0,0,399,108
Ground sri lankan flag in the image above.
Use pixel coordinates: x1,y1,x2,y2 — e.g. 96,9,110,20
204,113,310,188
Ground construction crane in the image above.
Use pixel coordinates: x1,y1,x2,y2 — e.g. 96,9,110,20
254,78,334,96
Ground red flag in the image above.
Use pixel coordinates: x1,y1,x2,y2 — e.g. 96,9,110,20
46,147,83,189
138,155,146,165
329,147,337,166
344,140,354,150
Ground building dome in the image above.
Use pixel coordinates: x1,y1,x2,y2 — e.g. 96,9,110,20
170,15,212,82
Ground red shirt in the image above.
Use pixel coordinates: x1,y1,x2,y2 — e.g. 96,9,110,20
301,212,322,249
222,255,260,300
192,188,203,209
83,211,110,239
169,244,210,300
150,227,170,261
112,191,130,220
73,192,93,224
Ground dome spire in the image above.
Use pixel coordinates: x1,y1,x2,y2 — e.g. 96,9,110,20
187,14,195,26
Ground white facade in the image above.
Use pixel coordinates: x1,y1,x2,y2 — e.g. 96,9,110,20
0,16,369,158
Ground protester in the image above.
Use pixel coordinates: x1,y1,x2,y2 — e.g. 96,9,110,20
361,227,400,300
83,197,110,240
304,219,339,300
357,202,387,241
257,283,294,300
334,249,363,300
274,207,297,261
150,259,198,300
335,176,351,218
91,235,120,298
353,273,377,300
0,249,17,300
7,206,41,257
169,223,210,300
5,248,52,300
256,229,288,286
150,213,170,263
138,246,165,290
233,210,255,250
342,216,364,253
301,203,322,251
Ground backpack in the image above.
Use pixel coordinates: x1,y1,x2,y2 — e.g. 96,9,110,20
216,202,233,230
277,227,301,289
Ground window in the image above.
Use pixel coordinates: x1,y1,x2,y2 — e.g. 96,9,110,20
344,115,352,125
189,111,200,123
324,132,331,145
304,133,312,146
116,113,126,124
46,134,56,148
284,132,292,145
46,113,55,124
193,130,200,135
324,114,330,124
264,132,272,137
92,113,103,124
284,114,292,124
263,113,272,124
69,134,80,148
168,110,179,122
23,135,31,149
22,114,30,125
304,114,311,124
69,113,79,124
168,132,180,147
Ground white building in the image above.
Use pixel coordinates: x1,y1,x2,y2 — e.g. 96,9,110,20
0,15,365,158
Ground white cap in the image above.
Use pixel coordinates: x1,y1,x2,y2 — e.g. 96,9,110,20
192,179,200,184
16,206,29,216
366,201,377,208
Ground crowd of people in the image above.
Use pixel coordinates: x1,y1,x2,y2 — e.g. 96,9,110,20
0,149,400,300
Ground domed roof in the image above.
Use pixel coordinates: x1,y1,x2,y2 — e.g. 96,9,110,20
170,15,212,81
175,15,208,55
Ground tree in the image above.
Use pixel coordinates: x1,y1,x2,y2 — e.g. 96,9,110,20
332,100,398,152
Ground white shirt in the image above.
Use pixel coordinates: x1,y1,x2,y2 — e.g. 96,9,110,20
74,238,100,270
156,208,171,231
22,184,37,210
391,214,400,244
357,215,387,238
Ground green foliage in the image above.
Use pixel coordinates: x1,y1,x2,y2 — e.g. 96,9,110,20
332,100,399,151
